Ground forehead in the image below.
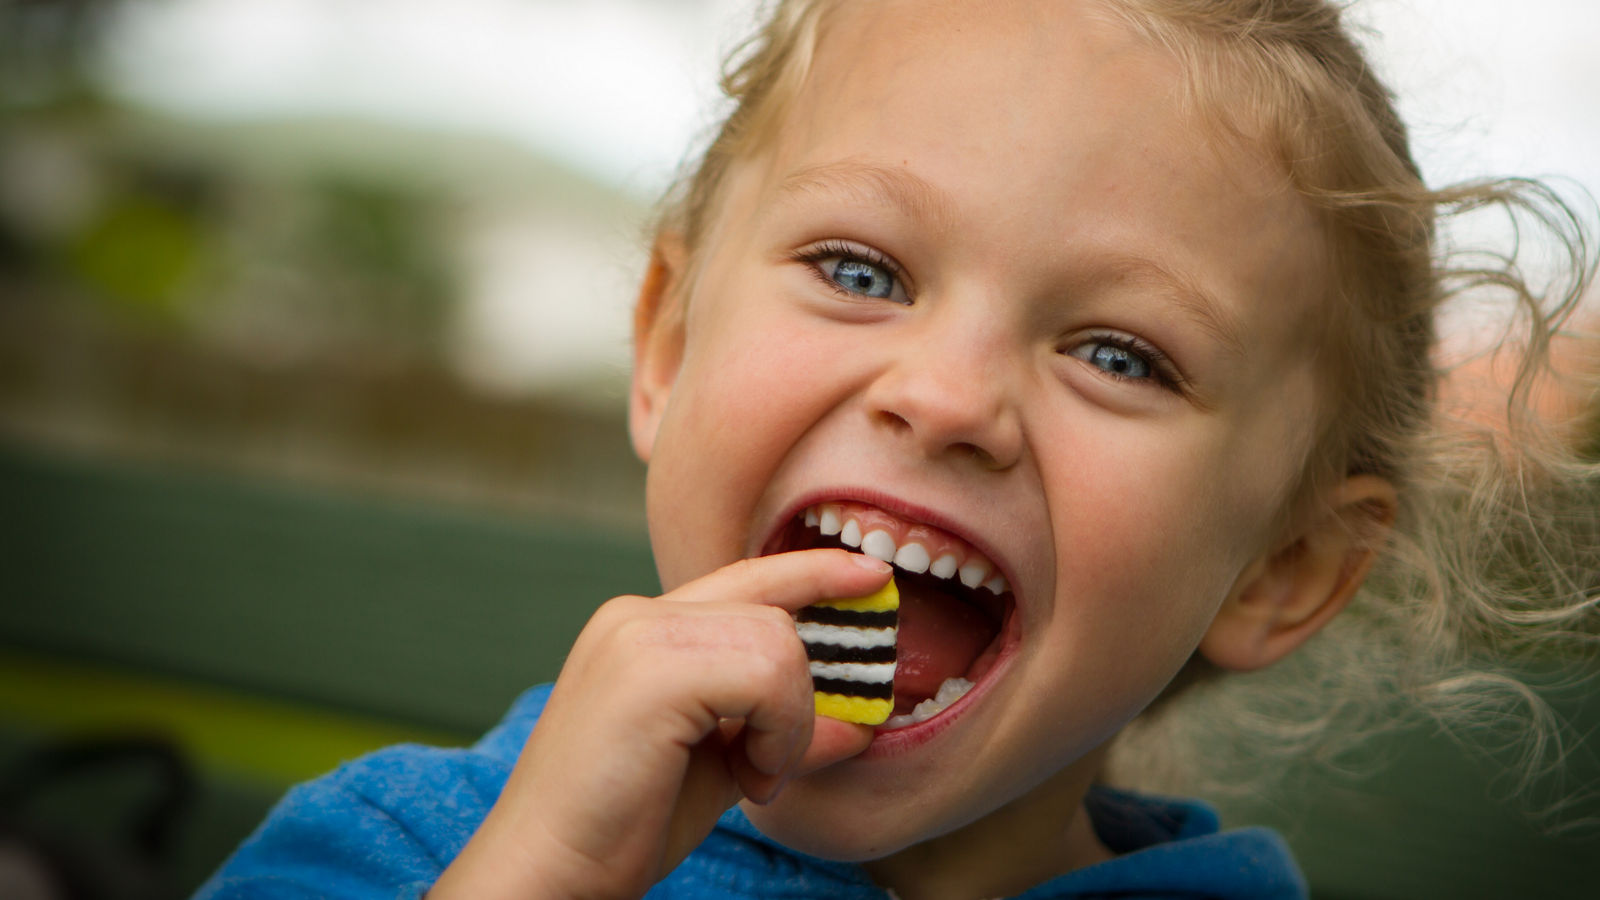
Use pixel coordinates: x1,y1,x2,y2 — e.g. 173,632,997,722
730,0,1326,353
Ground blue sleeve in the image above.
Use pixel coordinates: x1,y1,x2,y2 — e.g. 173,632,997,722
193,744,512,900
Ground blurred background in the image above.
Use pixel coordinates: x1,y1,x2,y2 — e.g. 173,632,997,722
0,1,1595,898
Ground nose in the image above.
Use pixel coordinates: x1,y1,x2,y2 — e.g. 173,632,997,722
863,314,1024,471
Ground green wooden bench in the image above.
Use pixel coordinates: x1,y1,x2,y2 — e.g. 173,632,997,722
0,441,658,892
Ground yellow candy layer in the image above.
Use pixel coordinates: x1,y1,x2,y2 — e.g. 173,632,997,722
813,692,894,726
811,578,899,614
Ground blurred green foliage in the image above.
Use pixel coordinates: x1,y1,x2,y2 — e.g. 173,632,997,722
67,190,203,317
1,0,459,366
0,0,125,107
1,115,460,362
269,174,455,357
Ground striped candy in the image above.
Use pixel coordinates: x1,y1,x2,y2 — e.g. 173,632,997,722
796,578,898,725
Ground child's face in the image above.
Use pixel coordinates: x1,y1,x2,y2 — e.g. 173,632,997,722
634,0,1328,860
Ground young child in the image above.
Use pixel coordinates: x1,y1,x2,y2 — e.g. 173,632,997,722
197,1,1598,898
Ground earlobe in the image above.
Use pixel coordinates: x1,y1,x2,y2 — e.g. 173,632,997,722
628,233,689,463
1200,475,1398,671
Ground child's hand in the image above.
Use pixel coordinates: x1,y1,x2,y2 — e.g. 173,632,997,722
431,549,889,900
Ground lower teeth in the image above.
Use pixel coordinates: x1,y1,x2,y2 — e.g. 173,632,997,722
883,676,975,729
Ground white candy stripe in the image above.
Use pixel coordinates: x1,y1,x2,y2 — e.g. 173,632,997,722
796,622,896,648
808,661,896,683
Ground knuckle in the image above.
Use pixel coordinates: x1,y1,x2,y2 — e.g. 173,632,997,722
759,611,806,659
756,602,796,626
741,620,808,686
739,606,797,647
611,610,670,649
589,594,639,626
580,596,656,650
742,651,790,695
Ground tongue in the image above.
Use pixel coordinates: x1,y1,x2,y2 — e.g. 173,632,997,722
894,579,997,714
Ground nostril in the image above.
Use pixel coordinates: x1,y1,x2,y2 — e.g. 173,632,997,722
867,375,1020,470
875,409,1003,469
957,442,1000,469
875,409,913,434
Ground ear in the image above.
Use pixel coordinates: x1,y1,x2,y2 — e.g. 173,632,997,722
629,232,689,463
1200,475,1398,671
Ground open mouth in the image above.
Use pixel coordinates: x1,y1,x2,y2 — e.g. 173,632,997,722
764,500,1018,730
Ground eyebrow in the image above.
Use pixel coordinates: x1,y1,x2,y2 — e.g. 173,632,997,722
774,159,1247,360
1091,253,1248,361
774,159,957,234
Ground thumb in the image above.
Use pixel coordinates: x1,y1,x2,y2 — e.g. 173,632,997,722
731,715,874,806
795,717,873,776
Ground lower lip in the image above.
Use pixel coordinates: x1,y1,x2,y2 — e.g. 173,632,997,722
856,605,1022,759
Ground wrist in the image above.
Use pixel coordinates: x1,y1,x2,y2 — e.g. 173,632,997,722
431,807,633,900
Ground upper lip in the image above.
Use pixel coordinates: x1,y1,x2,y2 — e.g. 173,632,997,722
761,486,1023,604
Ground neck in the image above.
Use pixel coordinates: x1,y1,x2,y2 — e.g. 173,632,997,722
861,751,1113,900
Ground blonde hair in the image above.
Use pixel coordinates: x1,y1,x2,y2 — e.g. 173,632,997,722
1089,0,1600,810
659,0,843,274
656,0,1600,807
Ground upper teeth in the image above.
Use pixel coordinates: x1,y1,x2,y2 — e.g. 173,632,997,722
802,503,1010,595
893,542,931,573
840,520,863,547
861,529,896,562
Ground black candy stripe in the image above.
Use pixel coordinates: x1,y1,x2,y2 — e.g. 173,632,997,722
796,607,897,628
805,643,897,664
812,677,894,700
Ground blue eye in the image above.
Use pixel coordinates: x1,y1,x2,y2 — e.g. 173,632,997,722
1086,343,1150,378
794,241,909,304
825,257,897,299
1069,338,1160,382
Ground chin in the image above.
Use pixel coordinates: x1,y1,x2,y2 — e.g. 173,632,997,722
737,761,991,863
739,796,921,862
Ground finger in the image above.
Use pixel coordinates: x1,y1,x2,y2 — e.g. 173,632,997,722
730,757,784,805
795,717,874,776
728,728,786,805
666,549,891,612
732,716,874,803
742,716,806,778
716,715,798,783
624,610,813,765
732,632,816,777
672,734,744,844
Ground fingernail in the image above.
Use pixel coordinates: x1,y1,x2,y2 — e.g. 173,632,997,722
850,553,892,573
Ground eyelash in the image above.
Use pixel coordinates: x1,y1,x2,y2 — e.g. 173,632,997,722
1069,333,1188,393
791,240,910,302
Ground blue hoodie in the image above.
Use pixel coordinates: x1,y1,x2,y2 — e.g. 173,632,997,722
196,684,1306,900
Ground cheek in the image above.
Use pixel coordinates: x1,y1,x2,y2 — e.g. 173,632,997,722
644,309,847,586
1041,422,1284,671
678,309,848,471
